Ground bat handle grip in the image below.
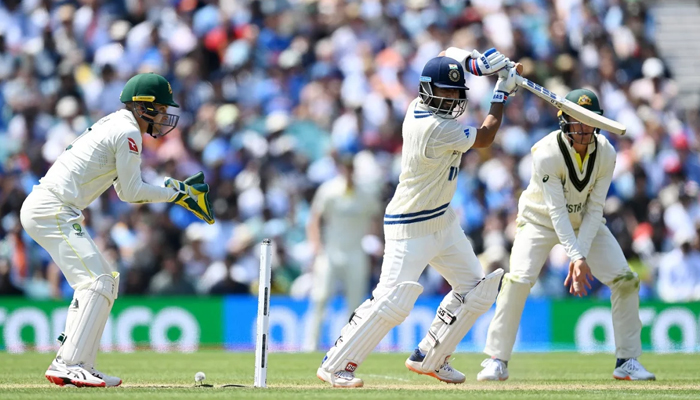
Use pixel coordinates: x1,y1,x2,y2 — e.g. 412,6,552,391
514,74,525,86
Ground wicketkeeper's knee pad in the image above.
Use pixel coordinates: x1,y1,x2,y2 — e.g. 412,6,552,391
419,269,504,371
321,281,423,373
58,273,118,365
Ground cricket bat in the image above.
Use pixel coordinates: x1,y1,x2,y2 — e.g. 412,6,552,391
514,75,626,135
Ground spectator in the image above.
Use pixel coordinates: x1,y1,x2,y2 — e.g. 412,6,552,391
657,231,700,302
148,257,195,296
0,0,697,302
0,259,22,296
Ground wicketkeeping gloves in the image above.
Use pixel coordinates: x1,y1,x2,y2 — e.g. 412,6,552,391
165,172,215,225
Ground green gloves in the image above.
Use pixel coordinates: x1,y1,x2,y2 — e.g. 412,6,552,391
165,172,215,225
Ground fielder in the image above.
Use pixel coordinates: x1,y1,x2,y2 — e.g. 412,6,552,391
20,73,214,387
316,48,519,388
477,89,655,381
304,156,381,351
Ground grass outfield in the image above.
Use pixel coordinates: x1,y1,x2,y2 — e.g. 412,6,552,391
1,352,699,399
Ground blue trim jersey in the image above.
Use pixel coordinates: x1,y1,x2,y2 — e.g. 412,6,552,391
384,98,477,240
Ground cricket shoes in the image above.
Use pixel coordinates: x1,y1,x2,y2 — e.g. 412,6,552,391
613,359,656,381
477,357,509,381
316,367,364,388
86,366,122,387
45,358,106,387
405,348,466,384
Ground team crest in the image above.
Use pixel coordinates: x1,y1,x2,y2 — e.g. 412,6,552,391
448,69,461,82
72,224,85,237
167,82,173,94
128,138,139,154
577,95,592,106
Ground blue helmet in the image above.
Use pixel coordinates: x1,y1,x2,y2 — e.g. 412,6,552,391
419,56,468,119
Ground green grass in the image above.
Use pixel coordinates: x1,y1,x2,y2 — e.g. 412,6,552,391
1,351,699,399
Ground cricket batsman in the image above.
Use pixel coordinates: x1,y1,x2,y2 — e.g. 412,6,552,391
19,73,214,387
477,89,656,381
316,48,520,387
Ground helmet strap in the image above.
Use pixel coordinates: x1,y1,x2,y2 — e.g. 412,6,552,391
134,102,161,138
146,122,156,138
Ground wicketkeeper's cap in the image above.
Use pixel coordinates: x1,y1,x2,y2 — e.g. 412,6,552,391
120,73,179,107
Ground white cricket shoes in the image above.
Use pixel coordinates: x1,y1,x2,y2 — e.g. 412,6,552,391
405,349,466,384
87,366,122,387
477,357,509,381
45,358,106,387
613,359,656,381
316,367,364,388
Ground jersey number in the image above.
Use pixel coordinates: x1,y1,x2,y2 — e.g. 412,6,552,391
448,166,459,181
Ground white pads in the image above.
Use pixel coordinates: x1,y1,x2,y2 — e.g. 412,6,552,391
483,272,532,361
321,282,423,373
58,274,118,366
419,269,504,371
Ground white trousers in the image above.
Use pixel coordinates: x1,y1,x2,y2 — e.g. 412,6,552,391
319,219,486,372
20,187,113,290
484,222,642,360
305,249,370,351
376,219,484,301
508,222,630,284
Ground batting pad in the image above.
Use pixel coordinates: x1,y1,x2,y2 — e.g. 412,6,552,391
610,271,642,359
483,273,532,361
419,269,504,371
321,282,423,373
58,274,118,366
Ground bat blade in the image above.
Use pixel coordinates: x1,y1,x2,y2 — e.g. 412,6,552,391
515,76,626,136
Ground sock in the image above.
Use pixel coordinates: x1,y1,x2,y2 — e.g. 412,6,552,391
616,358,628,368
410,347,426,362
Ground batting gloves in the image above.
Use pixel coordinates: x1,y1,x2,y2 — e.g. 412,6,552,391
492,67,519,104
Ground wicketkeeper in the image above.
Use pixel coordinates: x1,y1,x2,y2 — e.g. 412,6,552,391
20,73,214,387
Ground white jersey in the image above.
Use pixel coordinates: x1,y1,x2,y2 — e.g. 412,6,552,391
38,109,175,209
384,97,477,240
311,176,380,252
517,130,616,261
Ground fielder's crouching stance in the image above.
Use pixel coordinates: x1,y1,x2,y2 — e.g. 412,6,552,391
477,89,655,382
317,47,520,388
20,73,214,387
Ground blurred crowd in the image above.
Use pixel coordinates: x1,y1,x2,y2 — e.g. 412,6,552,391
1,0,700,303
